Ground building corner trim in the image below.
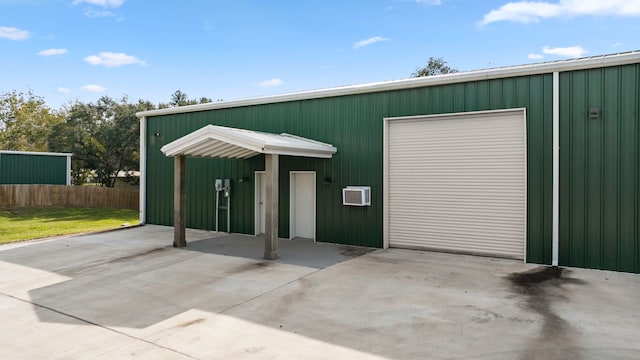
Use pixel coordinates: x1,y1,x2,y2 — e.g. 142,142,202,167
66,155,72,186
140,116,147,225
552,72,560,266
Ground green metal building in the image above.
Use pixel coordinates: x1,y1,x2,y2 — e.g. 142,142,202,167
137,52,640,273
0,150,72,185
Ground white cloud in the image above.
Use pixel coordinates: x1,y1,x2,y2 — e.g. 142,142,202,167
0,26,29,40
542,45,586,58
57,87,72,94
73,0,125,7
612,41,624,47
257,78,284,88
353,36,388,49
81,84,107,92
84,52,146,67
38,48,67,56
528,53,544,59
481,2,560,24
83,9,115,17
397,0,442,5
481,0,640,25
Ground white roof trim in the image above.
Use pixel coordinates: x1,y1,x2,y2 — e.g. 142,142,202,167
0,150,72,157
160,125,337,159
137,51,640,118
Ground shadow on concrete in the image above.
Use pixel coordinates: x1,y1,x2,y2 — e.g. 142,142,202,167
4,226,637,359
0,227,375,330
181,234,375,269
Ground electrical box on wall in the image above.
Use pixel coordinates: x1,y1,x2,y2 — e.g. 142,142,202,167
342,186,371,206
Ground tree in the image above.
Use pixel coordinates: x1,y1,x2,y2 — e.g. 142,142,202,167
0,90,63,151
160,90,212,108
170,90,190,107
49,96,154,187
93,96,143,188
411,57,459,77
49,101,103,185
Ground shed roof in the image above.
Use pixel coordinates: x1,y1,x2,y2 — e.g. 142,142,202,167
0,150,72,157
137,50,640,118
160,125,337,159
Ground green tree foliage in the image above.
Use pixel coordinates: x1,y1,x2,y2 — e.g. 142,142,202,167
411,57,459,77
0,90,63,151
49,101,102,185
50,96,154,187
2,89,212,187
158,90,213,108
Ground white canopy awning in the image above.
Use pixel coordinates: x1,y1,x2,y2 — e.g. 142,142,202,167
160,125,337,159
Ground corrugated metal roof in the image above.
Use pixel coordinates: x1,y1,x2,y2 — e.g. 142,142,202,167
160,125,337,159
137,50,640,118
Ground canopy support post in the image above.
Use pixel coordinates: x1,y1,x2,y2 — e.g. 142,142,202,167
264,154,279,260
173,155,187,248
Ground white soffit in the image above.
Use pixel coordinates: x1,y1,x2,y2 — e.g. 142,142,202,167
160,125,337,159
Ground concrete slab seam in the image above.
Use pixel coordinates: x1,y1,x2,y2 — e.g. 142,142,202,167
0,292,199,360
218,267,324,315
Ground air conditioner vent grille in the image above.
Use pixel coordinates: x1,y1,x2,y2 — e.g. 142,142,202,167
342,186,371,206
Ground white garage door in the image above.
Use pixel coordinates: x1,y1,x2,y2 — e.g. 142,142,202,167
386,109,526,259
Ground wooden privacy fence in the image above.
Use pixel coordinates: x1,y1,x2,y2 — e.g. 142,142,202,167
0,185,139,210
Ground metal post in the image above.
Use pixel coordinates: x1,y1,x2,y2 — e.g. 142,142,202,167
173,155,187,248
215,188,219,232
227,188,231,233
264,154,279,260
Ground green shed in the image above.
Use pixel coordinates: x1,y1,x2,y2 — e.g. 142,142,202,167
0,150,72,185
137,51,640,273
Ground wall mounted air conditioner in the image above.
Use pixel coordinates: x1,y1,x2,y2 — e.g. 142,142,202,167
342,186,371,206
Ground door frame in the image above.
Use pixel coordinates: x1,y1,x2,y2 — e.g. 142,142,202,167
289,171,316,241
254,171,265,235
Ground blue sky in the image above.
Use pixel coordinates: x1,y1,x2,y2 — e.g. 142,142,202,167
1,0,639,108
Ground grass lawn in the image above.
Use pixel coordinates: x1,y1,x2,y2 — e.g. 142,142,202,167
0,207,139,244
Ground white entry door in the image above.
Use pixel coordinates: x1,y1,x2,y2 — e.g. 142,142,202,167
254,171,266,235
290,172,316,240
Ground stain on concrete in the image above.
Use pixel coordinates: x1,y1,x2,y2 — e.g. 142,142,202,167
54,248,170,275
339,246,375,258
244,347,265,354
509,266,584,294
507,316,535,324
223,261,271,276
470,308,503,324
507,266,586,360
265,277,313,323
171,318,205,329
107,248,168,264
460,305,527,325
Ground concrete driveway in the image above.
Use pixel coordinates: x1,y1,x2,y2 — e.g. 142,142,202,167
0,225,638,360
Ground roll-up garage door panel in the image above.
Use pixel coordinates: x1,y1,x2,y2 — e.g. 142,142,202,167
388,111,526,259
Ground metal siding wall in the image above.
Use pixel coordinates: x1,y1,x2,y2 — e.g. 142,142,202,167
560,65,640,273
145,75,552,255
0,154,67,185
